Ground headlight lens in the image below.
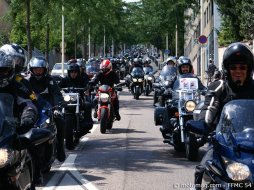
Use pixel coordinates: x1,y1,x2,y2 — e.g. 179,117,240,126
64,95,71,102
226,162,250,181
100,93,110,102
148,76,153,80
133,78,138,82
138,78,143,82
0,148,13,168
184,100,196,112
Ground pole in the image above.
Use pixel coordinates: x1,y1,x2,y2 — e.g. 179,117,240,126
88,18,91,58
175,24,178,57
200,0,204,82
104,26,106,57
61,5,64,76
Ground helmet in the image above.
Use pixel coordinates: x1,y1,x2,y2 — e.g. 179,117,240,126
177,56,193,74
76,59,85,70
100,59,112,75
0,43,26,73
144,58,151,65
223,42,254,81
68,59,77,64
29,56,48,80
0,51,15,87
166,56,177,66
67,63,80,77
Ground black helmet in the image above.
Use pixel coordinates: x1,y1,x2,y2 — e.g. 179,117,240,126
223,42,254,80
0,43,26,73
29,56,48,80
67,63,80,77
177,56,193,74
0,51,15,87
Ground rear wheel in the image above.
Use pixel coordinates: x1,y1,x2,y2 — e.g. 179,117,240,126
65,115,75,150
100,108,108,134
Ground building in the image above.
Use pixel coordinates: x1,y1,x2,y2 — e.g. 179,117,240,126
184,0,221,82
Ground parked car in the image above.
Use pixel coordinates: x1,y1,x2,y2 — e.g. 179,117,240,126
51,62,68,83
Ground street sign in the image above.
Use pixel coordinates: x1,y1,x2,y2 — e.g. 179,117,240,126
198,35,208,44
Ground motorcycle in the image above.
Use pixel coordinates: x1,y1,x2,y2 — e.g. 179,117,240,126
158,74,205,161
186,99,254,189
143,66,155,96
35,95,63,173
153,65,177,106
0,93,53,190
61,87,91,150
95,83,123,134
129,67,144,100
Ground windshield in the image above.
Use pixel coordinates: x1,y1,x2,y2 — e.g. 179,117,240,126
159,66,177,80
217,100,254,137
53,63,68,70
0,93,15,136
131,67,144,77
172,74,199,90
143,67,153,74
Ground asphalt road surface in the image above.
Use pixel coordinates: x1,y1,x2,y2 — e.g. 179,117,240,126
37,87,207,190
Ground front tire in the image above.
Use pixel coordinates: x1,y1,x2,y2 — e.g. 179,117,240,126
65,114,75,150
100,108,108,134
185,132,199,161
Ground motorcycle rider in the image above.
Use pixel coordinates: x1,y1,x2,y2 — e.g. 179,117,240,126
0,51,39,183
165,56,177,67
160,57,206,137
58,62,94,133
90,59,121,121
0,44,36,102
194,42,254,190
26,56,66,162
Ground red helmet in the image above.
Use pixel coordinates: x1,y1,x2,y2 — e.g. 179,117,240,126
100,59,112,75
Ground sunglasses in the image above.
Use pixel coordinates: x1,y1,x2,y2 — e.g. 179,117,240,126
229,65,247,71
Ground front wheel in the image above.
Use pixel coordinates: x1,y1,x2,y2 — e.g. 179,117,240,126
65,114,76,150
185,132,199,161
100,108,108,134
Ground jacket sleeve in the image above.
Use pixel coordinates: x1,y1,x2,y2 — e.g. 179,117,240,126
49,77,64,105
198,80,225,129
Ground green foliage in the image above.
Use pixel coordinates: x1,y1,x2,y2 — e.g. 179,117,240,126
215,0,254,45
2,0,198,56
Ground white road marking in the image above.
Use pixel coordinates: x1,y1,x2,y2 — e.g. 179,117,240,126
43,123,99,190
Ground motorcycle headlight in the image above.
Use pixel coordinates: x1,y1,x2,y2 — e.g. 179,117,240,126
184,100,196,112
100,93,110,103
138,78,143,82
148,76,153,80
133,78,138,82
226,162,250,181
64,95,71,102
0,148,14,168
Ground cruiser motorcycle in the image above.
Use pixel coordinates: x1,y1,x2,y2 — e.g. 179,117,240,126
158,74,206,161
187,99,254,189
0,93,53,190
143,66,155,96
62,87,91,150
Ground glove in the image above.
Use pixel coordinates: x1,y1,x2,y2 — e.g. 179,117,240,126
54,110,63,117
18,118,34,134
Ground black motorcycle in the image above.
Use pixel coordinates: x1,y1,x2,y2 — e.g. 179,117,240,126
153,65,177,106
0,93,53,190
156,74,206,161
62,87,92,150
143,66,155,96
129,67,144,100
187,99,254,189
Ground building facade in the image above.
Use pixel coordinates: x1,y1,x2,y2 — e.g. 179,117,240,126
184,0,221,82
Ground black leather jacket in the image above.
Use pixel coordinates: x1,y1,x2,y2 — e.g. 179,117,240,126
199,79,254,129
90,71,120,87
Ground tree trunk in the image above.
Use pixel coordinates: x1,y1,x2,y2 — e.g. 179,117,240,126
26,0,32,61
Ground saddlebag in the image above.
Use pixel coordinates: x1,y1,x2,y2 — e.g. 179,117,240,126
154,107,165,126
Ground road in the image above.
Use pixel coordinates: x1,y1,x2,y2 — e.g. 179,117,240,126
37,87,207,190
